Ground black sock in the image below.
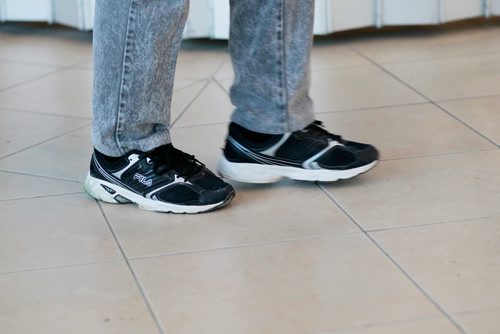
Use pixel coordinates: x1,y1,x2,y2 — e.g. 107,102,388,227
94,149,123,163
229,122,281,144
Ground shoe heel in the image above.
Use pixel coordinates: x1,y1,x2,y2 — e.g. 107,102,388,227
217,156,282,183
83,173,119,204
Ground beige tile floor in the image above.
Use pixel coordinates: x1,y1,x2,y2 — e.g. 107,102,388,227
1,20,500,334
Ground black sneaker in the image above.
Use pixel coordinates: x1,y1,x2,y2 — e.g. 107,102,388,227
218,121,379,183
84,144,235,213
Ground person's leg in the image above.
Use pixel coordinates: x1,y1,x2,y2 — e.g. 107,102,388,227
92,0,189,156
87,0,234,213
219,0,379,183
228,0,315,134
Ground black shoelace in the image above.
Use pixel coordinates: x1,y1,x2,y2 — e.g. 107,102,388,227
303,120,344,143
148,144,205,179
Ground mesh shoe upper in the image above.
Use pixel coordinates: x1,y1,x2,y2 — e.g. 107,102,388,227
223,121,379,170
90,144,234,206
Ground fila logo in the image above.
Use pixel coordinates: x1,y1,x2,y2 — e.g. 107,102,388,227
133,173,152,187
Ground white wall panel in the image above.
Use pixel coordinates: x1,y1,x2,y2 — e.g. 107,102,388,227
211,0,230,39
1,0,52,22
491,0,500,15
53,0,93,30
327,0,376,32
382,0,440,25
441,0,483,22
313,0,329,34
199,0,377,39
183,0,211,38
53,0,81,29
1,0,498,35
82,0,94,30
205,1,338,40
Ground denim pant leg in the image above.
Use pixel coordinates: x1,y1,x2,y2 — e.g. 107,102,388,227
92,0,189,157
229,0,316,134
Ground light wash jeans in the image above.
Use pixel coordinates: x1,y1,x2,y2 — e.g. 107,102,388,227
92,0,315,157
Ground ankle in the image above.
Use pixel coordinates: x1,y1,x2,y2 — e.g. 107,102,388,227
229,122,281,145
94,149,123,163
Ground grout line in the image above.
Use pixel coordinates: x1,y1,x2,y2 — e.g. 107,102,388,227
210,77,231,96
380,148,499,162
315,101,431,115
174,54,229,82
97,202,166,334
66,58,93,68
173,78,208,93
316,183,468,334
212,75,233,81
349,47,500,150
435,93,500,103
0,167,76,180
0,191,84,203
170,79,211,127
310,62,379,73
0,169,83,183
174,75,217,81
365,238,468,334
347,49,500,67
0,106,92,120
318,315,447,333
212,56,231,79
455,306,500,316
3,145,484,188
127,231,361,262
0,58,63,68
348,48,432,100
365,216,493,233
171,120,229,130
170,129,496,164
432,103,500,149
72,65,93,70
0,259,119,276
0,66,70,93
212,77,231,95
0,122,91,160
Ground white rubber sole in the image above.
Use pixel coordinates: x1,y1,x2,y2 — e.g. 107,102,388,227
83,173,232,214
217,156,378,183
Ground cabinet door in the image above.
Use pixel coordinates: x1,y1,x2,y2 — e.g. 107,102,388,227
441,0,483,22
0,0,52,22
382,0,440,25
82,0,94,30
53,0,82,30
211,0,377,37
314,0,329,35
327,0,376,33
183,0,211,38
492,0,500,15
211,0,230,39
52,0,94,30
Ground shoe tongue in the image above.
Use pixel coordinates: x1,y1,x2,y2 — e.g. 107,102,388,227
151,144,203,178
303,122,343,143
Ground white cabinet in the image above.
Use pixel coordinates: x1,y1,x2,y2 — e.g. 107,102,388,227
382,0,440,25
0,0,499,36
441,0,484,22
378,0,486,26
52,0,94,30
491,0,500,15
322,0,376,33
211,1,230,39
0,0,52,22
200,0,377,37
183,0,211,38
0,0,93,29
